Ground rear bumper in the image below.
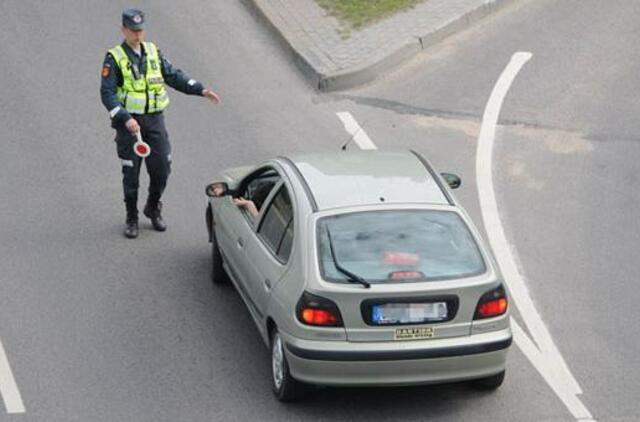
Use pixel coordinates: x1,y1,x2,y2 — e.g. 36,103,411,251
282,328,511,386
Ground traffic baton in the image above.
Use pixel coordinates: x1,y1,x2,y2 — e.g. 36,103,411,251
133,131,151,158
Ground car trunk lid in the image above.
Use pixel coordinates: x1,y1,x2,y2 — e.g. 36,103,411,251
322,280,493,342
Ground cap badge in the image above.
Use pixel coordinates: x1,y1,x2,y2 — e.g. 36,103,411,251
133,15,142,23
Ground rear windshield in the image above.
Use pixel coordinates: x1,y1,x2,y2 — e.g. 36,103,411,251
317,210,486,284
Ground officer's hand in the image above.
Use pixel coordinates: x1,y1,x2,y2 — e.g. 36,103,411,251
202,89,221,104
125,118,140,134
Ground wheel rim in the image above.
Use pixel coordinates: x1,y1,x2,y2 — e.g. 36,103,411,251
272,334,284,390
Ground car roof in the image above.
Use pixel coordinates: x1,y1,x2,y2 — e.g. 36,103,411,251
283,150,450,210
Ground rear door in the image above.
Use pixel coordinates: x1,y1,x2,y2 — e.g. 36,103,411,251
243,183,294,318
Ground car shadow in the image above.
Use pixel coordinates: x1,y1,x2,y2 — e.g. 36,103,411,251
181,246,500,421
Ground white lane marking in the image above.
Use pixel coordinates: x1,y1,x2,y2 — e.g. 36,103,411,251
476,52,594,421
0,337,25,413
336,112,377,150
337,58,593,419
512,320,595,421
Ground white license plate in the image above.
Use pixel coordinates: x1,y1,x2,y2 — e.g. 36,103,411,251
372,302,447,325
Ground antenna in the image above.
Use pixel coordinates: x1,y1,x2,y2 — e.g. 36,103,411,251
340,125,363,151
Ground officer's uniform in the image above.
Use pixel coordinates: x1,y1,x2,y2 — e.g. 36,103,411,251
100,9,205,237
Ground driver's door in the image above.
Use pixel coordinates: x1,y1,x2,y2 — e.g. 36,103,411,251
215,168,280,317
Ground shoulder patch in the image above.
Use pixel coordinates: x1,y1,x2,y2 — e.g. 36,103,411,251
101,64,110,77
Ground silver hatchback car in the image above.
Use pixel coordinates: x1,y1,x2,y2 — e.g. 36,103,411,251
205,150,511,401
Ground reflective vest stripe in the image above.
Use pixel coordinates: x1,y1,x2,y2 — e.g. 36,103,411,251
110,46,126,63
144,41,157,57
142,41,169,113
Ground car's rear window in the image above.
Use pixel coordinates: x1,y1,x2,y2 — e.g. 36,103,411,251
317,210,486,284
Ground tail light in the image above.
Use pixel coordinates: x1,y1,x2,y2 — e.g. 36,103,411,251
296,292,343,327
474,285,508,320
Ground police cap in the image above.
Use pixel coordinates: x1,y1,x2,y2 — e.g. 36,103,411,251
122,9,145,31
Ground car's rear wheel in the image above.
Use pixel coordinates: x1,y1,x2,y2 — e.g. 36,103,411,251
472,370,505,390
210,228,228,285
271,330,304,401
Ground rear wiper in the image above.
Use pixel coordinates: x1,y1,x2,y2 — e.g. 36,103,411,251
326,229,371,288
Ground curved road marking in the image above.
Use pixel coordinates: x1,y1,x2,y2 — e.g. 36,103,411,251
0,336,25,413
476,52,594,421
338,55,593,418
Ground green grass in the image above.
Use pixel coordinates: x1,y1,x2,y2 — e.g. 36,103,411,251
317,0,426,30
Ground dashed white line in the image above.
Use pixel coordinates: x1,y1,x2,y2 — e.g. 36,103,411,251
0,336,25,413
475,51,594,421
336,112,377,150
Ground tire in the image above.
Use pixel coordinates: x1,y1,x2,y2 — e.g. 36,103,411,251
210,229,228,285
472,370,505,390
271,330,304,401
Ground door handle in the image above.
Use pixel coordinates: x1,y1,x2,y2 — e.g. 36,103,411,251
237,237,244,248
264,278,272,290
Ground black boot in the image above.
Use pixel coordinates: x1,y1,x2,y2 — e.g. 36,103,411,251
143,197,167,232
124,200,139,239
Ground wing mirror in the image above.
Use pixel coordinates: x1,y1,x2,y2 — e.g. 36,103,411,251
205,182,231,197
440,173,461,189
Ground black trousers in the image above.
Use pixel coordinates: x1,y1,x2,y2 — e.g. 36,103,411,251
114,113,172,208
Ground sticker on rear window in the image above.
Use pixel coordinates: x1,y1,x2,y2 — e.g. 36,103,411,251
388,271,425,280
383,252,420,266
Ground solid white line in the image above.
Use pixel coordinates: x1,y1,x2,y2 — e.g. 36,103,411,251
0,337,25,413
476,52,593,421
336,112,377,150
337,80,593,419
512,320,594,421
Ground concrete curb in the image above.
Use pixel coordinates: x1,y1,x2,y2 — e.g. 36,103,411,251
246,0,516,92
243,0,324,88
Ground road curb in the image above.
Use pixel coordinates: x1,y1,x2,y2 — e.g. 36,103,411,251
246,0,517,92
243,0,323,88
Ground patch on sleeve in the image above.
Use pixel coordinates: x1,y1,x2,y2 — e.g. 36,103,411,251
187,79,196,86
101,64,111,78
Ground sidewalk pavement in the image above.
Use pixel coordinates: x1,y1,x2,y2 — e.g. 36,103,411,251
247,0,515,91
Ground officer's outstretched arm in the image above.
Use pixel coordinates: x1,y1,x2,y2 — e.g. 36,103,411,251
158,49,205,95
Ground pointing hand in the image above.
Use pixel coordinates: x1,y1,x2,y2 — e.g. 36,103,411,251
202,88,221,104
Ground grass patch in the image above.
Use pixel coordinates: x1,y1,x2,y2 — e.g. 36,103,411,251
317,0,426,30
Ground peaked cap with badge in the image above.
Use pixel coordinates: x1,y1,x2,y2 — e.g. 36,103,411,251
122,9,145,31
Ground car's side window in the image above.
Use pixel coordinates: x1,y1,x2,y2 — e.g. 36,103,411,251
258,186,294,262
236,169,280,222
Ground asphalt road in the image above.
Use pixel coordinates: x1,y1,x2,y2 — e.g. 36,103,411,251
0,0,637,421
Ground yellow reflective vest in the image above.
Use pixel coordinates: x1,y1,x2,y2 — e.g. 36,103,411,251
108,42,169,114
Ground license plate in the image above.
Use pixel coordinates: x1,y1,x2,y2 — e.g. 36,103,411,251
395,327,435,341
372,302,447,325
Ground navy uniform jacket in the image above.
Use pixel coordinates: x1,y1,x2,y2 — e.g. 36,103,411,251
100,41,205,127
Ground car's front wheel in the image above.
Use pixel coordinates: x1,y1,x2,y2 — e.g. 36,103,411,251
472,370,505,390
271,330,304,401
210,228,228,285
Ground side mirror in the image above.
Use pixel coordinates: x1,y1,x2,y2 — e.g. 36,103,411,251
440,173,461,189
206,182,230,197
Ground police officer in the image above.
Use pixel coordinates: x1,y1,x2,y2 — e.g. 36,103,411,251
101,9,221,238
